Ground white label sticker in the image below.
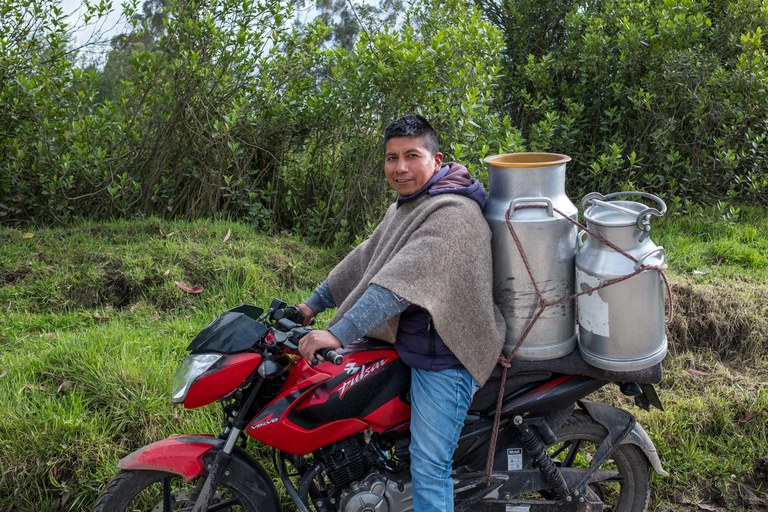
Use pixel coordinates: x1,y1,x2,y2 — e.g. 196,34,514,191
576,268,610,337
506,506,530,512
506,448,523,471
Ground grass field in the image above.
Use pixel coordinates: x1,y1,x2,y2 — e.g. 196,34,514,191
0,209,766,511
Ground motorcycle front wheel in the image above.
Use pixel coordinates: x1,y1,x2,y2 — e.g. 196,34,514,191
92,469,263,511
548,411,651,512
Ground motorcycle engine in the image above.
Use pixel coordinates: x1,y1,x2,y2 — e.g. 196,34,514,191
338,472,413,512
316,436,413,512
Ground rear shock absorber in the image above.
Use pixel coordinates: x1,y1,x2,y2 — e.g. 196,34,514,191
512,415,570,500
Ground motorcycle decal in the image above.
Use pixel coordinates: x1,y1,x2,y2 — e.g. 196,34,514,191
337,357,389,399
246,384,316,434
507,447,523,471
288,356,409,430
251,413,278,429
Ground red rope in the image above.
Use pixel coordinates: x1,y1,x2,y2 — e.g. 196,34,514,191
484,203,674,486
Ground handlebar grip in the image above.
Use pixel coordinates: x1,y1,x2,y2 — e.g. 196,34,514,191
311,348,344,366
272,306,305,324
322,348,343,365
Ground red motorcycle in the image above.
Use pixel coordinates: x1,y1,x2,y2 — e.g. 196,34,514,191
94,300,667,512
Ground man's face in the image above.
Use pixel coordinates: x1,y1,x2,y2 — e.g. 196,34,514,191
384,136,443,196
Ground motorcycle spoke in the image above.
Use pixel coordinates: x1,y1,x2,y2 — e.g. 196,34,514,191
553,439,582,468
563,439,581,468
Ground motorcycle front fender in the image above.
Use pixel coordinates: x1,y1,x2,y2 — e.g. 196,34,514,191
579,400,668,477
118,434,282,505
119,435,217,480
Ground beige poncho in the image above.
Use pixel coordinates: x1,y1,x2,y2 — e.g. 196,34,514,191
327,193,505,385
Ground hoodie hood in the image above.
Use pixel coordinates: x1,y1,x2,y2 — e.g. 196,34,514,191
397,162,487,209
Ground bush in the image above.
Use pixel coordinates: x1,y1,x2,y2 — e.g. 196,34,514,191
0,0,520,245
478,0,768,205
257,0,523,243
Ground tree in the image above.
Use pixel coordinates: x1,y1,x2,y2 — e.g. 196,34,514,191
292,0,403,50
475,0,768,205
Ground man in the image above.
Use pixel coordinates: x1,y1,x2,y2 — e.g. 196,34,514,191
296,114,505,511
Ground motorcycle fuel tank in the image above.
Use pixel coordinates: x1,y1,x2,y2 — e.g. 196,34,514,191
246,341,411,454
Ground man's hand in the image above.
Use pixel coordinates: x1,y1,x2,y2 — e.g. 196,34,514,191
299,330,341,361
295,303,316,327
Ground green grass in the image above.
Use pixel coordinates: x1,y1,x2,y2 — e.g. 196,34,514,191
1,212,767,510
642,353,768,509
0,218,339,510
655,204,768,279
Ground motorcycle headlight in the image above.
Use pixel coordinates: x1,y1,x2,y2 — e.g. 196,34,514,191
171,353,222,404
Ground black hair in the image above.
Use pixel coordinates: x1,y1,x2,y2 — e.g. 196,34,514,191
383,114,440,155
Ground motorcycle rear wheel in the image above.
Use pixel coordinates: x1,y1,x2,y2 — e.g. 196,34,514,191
548,411,651,512
92,469,262,511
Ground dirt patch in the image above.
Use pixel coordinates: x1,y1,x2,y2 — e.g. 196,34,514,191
66,260,139,309
732,457,768,511
667,276,768,361
0,268,30,285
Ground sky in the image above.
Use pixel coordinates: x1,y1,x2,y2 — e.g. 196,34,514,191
61,0,131,62
58,0,319,64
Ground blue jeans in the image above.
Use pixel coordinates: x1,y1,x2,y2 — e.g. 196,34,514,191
409,367,479,512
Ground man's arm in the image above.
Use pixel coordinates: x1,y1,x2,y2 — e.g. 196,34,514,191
297,284,409,360
296,281,336,325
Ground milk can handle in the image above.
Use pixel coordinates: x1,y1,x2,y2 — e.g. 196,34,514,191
581,191,667,241
509,197,554,218
577,229,588,249
634,247,666,271
581,191,667,216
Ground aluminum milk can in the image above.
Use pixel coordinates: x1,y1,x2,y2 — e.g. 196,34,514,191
484,153,578,360
576,192,668,371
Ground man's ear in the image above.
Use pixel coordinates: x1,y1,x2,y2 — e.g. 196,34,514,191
433,152,444,170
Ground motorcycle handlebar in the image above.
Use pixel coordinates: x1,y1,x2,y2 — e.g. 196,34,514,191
271,321,343,366
272,306,305,324
311,348,344,366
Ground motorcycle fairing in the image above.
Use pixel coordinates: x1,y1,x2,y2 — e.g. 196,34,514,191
289,355,409,428
246,344,410,454
500,375,605,415
187,304,268,353
184,353,263,409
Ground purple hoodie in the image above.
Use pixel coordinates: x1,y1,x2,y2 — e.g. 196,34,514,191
394,162,487,371
397,162,487,210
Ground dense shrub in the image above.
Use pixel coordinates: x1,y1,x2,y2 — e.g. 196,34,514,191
0,0,519,245
477,0,768,207
258,0,522,243
3,0,767,241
